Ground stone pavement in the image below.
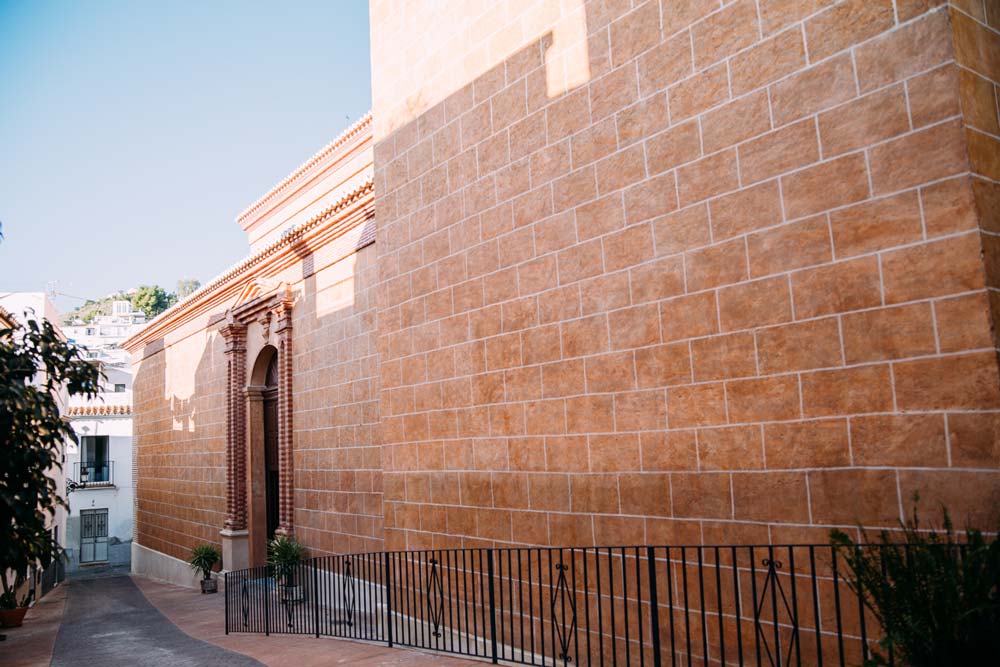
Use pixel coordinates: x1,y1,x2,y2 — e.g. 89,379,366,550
50,576,263,667
133,575,478,666
1,576,478,667
0,581,67,667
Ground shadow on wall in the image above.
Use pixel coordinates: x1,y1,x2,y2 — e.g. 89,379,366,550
371,0,1000,553
375,12,636,552
375,1,691,553
130,213,381,568
372,0,592,138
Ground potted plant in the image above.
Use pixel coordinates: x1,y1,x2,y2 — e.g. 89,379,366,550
267,535,306,602
0,575,30,628
188,544,221,594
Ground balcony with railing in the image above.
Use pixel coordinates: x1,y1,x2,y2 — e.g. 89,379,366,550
71,460,115,488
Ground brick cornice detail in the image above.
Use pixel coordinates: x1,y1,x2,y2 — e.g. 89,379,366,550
236,112,372,229
121,179,373,354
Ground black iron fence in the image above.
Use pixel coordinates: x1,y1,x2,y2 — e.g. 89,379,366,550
225,544,887,666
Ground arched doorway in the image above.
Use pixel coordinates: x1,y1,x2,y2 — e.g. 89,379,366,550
262,354,279,541
247,344,279,565
219,285,295,570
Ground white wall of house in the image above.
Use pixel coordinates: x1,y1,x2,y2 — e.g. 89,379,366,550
65,413,134,569
64,299,146,366
0,291,61,326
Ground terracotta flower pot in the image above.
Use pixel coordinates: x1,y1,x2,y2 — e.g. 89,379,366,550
0,607,28,628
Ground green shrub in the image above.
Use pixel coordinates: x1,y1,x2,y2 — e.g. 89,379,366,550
267,535,306,583
2,315,101,604
188,544,221,580
831,505,1000,666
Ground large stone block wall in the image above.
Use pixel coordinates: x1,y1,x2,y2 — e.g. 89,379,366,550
952,3,1000,340
370,0,1000,551
132,323,228,561
293,242,383,555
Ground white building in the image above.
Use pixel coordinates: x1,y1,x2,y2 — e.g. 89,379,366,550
3,293,143,573
65,389,134,569
64,299,147,365
0,292,69,599
61,300,145,571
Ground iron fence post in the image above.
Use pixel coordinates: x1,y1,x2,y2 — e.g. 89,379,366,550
225,572,230,635
647,547,662,667
384,551,393,647
265,566,271,636
486,548,499,664
313,560,320,638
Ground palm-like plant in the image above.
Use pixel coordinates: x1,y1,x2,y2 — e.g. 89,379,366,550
188,544,221,581
267,535,306,585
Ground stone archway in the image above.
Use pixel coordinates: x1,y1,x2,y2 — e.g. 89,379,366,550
246,345,280,566
218,281,294,571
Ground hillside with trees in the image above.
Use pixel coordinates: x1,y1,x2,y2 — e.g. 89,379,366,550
62,280,200,324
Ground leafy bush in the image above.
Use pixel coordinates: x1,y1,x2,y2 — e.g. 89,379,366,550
188,544,221,580
831,506,1000,666
2,315,100,608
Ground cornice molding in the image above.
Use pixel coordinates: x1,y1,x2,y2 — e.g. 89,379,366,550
236,111,373,228
122,177,374,354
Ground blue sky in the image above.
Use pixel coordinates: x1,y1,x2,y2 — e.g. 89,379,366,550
0,0,371,313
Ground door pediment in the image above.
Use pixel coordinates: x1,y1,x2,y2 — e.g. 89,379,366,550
229,278,293,322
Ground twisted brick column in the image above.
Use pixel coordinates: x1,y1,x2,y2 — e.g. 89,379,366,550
274,297,295,537
220,321,248,531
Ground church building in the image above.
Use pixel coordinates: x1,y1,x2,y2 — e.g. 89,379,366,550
124,0,1000,584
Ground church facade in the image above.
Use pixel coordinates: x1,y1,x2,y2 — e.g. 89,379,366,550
125,1,1000,582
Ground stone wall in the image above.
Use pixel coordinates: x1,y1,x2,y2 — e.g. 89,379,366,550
132,234,381,564
292,242,383,555
370,0,1000,551
132,323,227,560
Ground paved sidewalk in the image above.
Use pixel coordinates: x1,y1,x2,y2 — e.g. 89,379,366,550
1,582,68,667
1,575,478,667
50,576,263,667
133,575,478,666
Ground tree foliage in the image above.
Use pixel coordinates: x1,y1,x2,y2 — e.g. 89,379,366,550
176,278,201,299
64,281,197,325
831,506,1000,666
130,284,175,318
62,296,120,325
1,316,101,605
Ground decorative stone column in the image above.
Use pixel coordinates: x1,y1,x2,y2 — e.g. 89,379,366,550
273,296,295,537
219,320,249,570
244,385,267,566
